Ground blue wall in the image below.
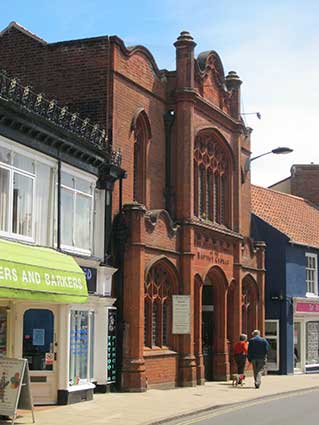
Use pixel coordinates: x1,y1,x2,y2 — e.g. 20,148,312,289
252,215,289,373
252,215,319,375
285,245,306,373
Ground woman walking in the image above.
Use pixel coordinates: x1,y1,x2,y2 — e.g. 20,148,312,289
234,333,248,382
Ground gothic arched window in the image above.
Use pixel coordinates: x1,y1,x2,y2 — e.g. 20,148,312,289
144,262,174,348
194,132,231,227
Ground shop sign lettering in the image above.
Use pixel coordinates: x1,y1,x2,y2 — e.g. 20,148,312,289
296,302,319,313
0,265,83,289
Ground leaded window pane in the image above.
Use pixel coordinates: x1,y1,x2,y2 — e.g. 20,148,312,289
163,302,168,346
199,167,204,217
213,174,218,222
220,175,225,224
152,303,158,346
206,172,212,220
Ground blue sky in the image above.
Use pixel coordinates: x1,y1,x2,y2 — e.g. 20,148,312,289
1,0,318,186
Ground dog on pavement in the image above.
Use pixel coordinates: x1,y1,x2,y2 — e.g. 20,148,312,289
231,373,245,387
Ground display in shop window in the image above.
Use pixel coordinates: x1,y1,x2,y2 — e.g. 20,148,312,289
306,321,319,365
0,309,7,356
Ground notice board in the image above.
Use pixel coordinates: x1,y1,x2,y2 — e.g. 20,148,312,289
0,357,35,424
172,295,191,334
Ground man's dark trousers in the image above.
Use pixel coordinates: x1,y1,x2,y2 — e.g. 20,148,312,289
251,358,266,387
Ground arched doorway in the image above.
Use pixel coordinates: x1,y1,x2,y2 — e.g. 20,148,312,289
201,267,229,380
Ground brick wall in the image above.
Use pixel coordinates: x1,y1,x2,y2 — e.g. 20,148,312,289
291,164,319,206
144,352,178,388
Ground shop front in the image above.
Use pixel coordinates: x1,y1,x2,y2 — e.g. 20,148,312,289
294,298,319,374
0,238,90,404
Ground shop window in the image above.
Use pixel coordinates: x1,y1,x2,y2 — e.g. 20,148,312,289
69,310,95,385
306,321,319,367
265,320,279,371
194,135,231,227
305,253,318,296
0,308,7,356
144,263,173,349
60,171,94,255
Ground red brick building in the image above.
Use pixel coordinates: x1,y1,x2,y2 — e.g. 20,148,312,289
0,23,265,391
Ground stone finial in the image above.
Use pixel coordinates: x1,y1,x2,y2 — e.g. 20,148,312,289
174,30,196,47
225,70,242,90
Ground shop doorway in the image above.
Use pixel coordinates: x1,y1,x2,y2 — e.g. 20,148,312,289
202,284,214,380
21,306,58,404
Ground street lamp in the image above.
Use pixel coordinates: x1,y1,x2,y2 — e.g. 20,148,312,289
244,146,293,174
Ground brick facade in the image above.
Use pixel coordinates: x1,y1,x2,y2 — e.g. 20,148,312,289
0,23,265,390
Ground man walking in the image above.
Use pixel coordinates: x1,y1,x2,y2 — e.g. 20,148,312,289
248,330,270,389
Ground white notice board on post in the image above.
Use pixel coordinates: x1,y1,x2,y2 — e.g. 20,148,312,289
172,295,191,334
0,357,35,424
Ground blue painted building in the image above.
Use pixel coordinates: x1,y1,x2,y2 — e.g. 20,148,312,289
251,185,319,374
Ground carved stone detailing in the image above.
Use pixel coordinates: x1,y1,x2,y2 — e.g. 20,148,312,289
196,50,231,110
145,209,179,238
194,230,231,252
0,70,122,167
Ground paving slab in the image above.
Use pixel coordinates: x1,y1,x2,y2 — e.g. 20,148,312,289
5,374,319,425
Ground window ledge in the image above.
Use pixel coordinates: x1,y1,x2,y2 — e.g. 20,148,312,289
306,293,319,298
143,348,178,357
67,382,95,392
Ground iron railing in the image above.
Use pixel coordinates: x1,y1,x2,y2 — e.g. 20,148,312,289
0,70,122,167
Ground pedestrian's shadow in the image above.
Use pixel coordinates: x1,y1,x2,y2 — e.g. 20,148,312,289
218,382,258,390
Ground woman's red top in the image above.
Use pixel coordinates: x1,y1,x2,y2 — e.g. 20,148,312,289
234,341,248,355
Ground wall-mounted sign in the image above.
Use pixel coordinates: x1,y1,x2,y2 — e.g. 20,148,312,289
45,353,54,366
296,302,319,313
107,308,117,384
80,267,97,293
172,295,190,334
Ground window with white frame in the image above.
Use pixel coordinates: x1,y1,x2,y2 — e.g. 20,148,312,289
69,310,95,385
0,145,35,240
306,253,318,296
265,320,279,371
60,170,95,255
0,141,55,245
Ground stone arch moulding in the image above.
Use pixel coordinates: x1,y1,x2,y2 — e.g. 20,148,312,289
130,108,152,140
204,265,230,290
242,273,259,297
194,273,204,287
194,127,235,172
196,50,226,84
144,255,180,292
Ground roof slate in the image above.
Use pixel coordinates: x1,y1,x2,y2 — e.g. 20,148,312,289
251,185,319,249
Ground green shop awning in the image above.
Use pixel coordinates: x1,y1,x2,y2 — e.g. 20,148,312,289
0,239,88,303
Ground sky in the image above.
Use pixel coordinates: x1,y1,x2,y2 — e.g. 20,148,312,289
1,0,318,187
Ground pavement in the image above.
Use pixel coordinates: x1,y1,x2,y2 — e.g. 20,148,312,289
9,374,319,425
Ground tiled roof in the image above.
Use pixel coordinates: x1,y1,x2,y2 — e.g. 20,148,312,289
251,185,319,249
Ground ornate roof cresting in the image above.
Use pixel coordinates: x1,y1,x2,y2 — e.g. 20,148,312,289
0,70,122,167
